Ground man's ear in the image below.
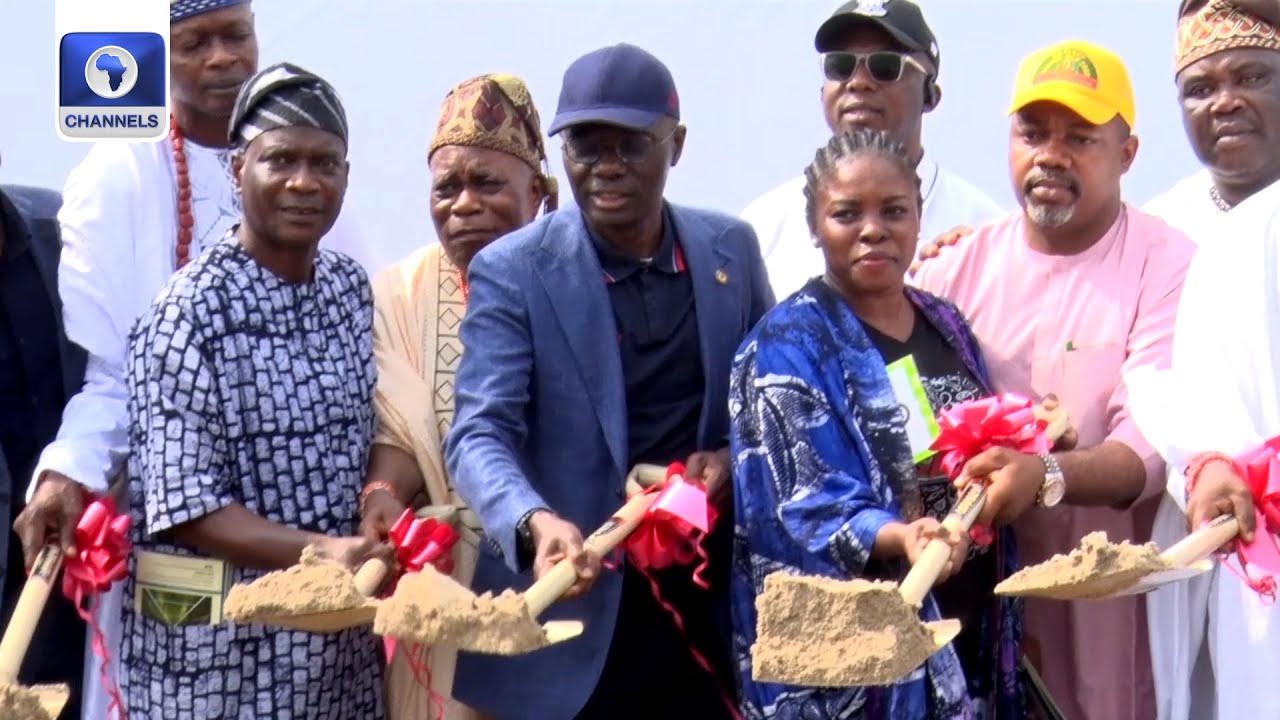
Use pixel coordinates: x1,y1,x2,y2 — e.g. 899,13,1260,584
924,80,942,112
231,151,245,192
670,125,687,167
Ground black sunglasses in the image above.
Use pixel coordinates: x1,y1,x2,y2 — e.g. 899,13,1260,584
562,127,675,166
822,51,928,84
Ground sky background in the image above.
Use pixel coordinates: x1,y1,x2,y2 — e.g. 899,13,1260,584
1,0,1199,269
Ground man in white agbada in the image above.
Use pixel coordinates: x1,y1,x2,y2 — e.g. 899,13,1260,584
742,0,1001,299
1134,2,1280,719
11,2,373,718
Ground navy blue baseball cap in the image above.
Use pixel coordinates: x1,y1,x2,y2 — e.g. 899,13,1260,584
547,44,680,135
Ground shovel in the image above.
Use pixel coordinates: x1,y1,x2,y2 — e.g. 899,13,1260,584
0,546,71,720
375,466,679,655
994,517,1235,602
225,549,393,634
1108,514,1237,597
752,483,986,687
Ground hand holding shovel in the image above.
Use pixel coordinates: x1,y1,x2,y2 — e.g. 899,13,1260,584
752,484,988,687
375,465,700,655
0,546,71,720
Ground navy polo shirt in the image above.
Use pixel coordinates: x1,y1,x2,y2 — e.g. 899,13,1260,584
587,205,704,468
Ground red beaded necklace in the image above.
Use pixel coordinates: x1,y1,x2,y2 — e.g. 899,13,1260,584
169,114,194,270
454,269,469,304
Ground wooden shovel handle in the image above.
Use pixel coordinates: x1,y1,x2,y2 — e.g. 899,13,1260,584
1162,514,1240,568
523,489,662,618
0,546,63,682
899,484,987,606
352,558,389,597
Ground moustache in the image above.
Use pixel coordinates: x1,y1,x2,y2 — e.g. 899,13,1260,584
1024,169,1080,197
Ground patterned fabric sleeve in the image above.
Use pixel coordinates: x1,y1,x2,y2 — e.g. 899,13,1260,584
731,335,897,579
130,301,233,536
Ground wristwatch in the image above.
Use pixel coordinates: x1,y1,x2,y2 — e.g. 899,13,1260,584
1036,453,1066,508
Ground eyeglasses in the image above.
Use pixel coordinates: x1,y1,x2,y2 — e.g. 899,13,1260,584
562,127,675,166
821,51,928,84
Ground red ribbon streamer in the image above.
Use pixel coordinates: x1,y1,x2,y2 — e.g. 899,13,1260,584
383,509,461,720
1219,437,1280,601
61,497,131,720
928,393,1050,545
610,462,742,720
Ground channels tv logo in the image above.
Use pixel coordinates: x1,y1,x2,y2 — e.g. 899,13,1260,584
58,32,167,140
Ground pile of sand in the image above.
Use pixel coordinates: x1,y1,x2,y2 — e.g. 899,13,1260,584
751,573,943,687
374,565,548,655
995,531,1170,600
225,546,370,620
0,681,63,720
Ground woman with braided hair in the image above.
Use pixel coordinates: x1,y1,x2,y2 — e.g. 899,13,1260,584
728,130,1024,719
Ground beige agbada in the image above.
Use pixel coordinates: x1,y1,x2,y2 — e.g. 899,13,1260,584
373,243,484,720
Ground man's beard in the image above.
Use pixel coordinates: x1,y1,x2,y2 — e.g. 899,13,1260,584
1026,201,1076,228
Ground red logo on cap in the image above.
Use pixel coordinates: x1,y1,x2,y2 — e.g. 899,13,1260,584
667,90,679,113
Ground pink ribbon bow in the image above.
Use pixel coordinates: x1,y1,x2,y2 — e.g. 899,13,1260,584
619,462,718,587
929,393,1051,545
383,509,461,720
62,497,131,720
609,462,741,720
1222,438,1280,601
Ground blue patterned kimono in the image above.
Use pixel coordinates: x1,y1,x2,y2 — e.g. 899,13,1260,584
729,279,1023,720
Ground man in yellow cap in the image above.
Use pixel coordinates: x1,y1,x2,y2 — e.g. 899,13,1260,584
914,40,1196,720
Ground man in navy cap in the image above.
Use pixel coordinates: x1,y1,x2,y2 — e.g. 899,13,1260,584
447,43,774,718
742,0,1002,299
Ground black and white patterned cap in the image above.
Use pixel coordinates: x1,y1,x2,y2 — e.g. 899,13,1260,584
228,62,349,149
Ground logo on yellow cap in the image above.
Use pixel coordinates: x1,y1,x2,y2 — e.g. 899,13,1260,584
1032,48,1098,90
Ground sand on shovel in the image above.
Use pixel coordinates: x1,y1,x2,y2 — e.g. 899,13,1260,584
0,680,68,720
995,531,1171,600
374,565,553,655
751,573,959,687
225,546,375,632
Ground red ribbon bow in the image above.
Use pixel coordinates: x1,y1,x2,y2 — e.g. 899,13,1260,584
384,509,461,720
62,497,131,720
388,509,459,583
929,394,1050,545
1222,438,1280,601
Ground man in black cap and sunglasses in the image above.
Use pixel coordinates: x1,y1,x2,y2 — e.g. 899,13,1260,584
743,0,1002,299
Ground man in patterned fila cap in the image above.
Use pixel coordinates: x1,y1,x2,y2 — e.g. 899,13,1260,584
358,72,556,720
1139,3,1280,720
117,62,394,720
1147,0,1280,235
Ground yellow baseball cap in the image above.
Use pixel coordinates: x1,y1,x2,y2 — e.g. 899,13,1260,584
1008,40,1135,129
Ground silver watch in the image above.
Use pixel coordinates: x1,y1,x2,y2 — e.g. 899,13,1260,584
1037,453,1066,508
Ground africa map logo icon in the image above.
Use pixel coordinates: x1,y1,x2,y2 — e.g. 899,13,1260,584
84,45,139,99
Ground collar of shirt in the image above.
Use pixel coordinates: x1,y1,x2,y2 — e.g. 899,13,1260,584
586,202,683,284
0,192,31,264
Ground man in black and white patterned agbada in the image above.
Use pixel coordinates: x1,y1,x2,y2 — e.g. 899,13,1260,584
118,62,396,720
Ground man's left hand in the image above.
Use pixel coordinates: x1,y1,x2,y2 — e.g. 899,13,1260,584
685,448,731,503
955,447,1046,527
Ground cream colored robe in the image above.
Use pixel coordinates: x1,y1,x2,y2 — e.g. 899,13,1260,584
372,243,483,720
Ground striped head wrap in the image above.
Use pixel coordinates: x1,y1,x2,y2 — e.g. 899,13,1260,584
228,62,349,149
429,74,558,208
170,0,249,24
1177,0,1280,73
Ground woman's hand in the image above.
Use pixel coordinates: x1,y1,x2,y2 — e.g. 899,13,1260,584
311,535,398,577
902,518,970,583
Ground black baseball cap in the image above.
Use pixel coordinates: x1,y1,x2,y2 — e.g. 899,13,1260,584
815,0,941,72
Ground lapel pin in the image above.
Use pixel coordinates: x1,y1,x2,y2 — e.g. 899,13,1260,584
715,269,729,285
